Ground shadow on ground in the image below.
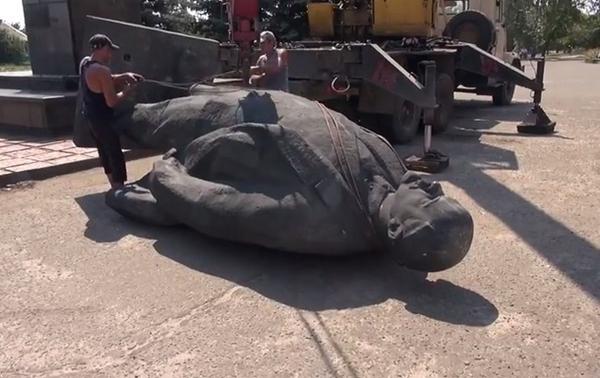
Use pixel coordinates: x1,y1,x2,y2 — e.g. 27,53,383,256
421,100,600,303
450,167,600,303
73,95,599,337
75,192,499,327
441,100,572,141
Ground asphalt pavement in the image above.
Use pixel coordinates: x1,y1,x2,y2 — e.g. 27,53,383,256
0,61,598,377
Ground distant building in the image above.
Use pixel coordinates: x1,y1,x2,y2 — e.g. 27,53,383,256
0,20,28,41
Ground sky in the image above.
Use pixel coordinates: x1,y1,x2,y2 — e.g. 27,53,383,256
1,0,25,26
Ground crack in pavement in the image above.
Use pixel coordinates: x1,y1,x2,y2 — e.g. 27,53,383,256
297,309,359,378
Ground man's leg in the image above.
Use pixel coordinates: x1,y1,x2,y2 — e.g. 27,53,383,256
107,174,123,190
90,121,127,189
104,127,127,188
90,130,115,188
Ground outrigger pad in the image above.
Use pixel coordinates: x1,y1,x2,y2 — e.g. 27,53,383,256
404,150,450,174
517,105,557,134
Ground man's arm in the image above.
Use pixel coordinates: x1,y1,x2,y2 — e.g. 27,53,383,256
249,66,262,76
88,66,134,108
249,55,267,76
112,72,144,92
249,55,266,86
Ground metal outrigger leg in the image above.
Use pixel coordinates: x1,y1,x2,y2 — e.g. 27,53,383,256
517,58,557,134
404,62,450,173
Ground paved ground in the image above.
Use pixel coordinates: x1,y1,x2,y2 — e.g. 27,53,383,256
0,61,598,377
0,134,97,176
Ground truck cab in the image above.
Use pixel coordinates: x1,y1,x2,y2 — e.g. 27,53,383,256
438,0,513,62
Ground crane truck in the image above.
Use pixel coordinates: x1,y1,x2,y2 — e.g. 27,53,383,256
224,0,556,143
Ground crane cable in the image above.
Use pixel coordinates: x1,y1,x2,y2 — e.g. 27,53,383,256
317,102,380,242
141,70,240,93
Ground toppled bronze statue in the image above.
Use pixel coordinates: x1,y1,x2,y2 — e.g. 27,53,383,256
106,87,474,272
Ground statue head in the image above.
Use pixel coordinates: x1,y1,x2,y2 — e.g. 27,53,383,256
378,172,474,272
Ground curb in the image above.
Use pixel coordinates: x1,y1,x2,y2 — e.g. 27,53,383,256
0,149,158,187
545,56,585,62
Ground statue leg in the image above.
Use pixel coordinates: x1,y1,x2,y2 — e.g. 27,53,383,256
106,173,179,226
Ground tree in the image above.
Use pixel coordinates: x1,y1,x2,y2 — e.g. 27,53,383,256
259,0,308,41
194,0,308,41
573,13,600,48
0,29,28,64
506,0,540,51
506,0,586,53
10,22,23,32
192,0,231,41
141,0,197,34
543,0,583,51
140,0,309,42
143,0,600,51
141,0,231,40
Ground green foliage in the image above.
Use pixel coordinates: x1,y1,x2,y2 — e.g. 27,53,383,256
141,0,232,41
10,22,23,32
144,0,600,51
193,0,229,40
141,0,198,34
559,14,600,50
0,29,28,64
259,0,308,41
507,0,600,52
140,0,309,42
0,63,31,72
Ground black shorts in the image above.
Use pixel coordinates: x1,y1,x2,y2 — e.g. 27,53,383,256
88,119,127,183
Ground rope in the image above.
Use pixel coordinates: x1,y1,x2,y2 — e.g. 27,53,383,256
143,79,191,91
142,70,241,93
317,103,380,241
370,130,407,173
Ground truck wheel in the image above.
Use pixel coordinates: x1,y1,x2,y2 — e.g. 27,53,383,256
492,82,515,106
432,73,455,133
443,10,496,51
389,100,421,144
492,60,521,106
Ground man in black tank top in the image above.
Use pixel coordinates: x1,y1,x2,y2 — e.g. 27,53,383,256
80,34,144,189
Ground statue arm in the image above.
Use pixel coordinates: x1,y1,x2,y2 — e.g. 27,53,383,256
114,123,371,253
150,157,302,248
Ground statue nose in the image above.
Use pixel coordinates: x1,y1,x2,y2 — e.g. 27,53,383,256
428,181,443,197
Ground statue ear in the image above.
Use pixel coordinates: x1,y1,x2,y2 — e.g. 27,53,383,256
387,217,404,240
162,148,178,160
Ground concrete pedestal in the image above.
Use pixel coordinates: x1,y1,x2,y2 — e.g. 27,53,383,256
0,75,78,135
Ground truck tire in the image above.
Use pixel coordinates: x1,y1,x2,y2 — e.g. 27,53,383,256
443,10,496,52
390,100,421,144
492,60,522,106
432,73,455,133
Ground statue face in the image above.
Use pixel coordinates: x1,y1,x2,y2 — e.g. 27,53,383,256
383,172,474,272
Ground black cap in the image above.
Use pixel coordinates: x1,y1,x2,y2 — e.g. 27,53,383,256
89,34,120,51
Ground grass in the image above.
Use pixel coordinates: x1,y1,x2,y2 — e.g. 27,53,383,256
0,63,31,72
